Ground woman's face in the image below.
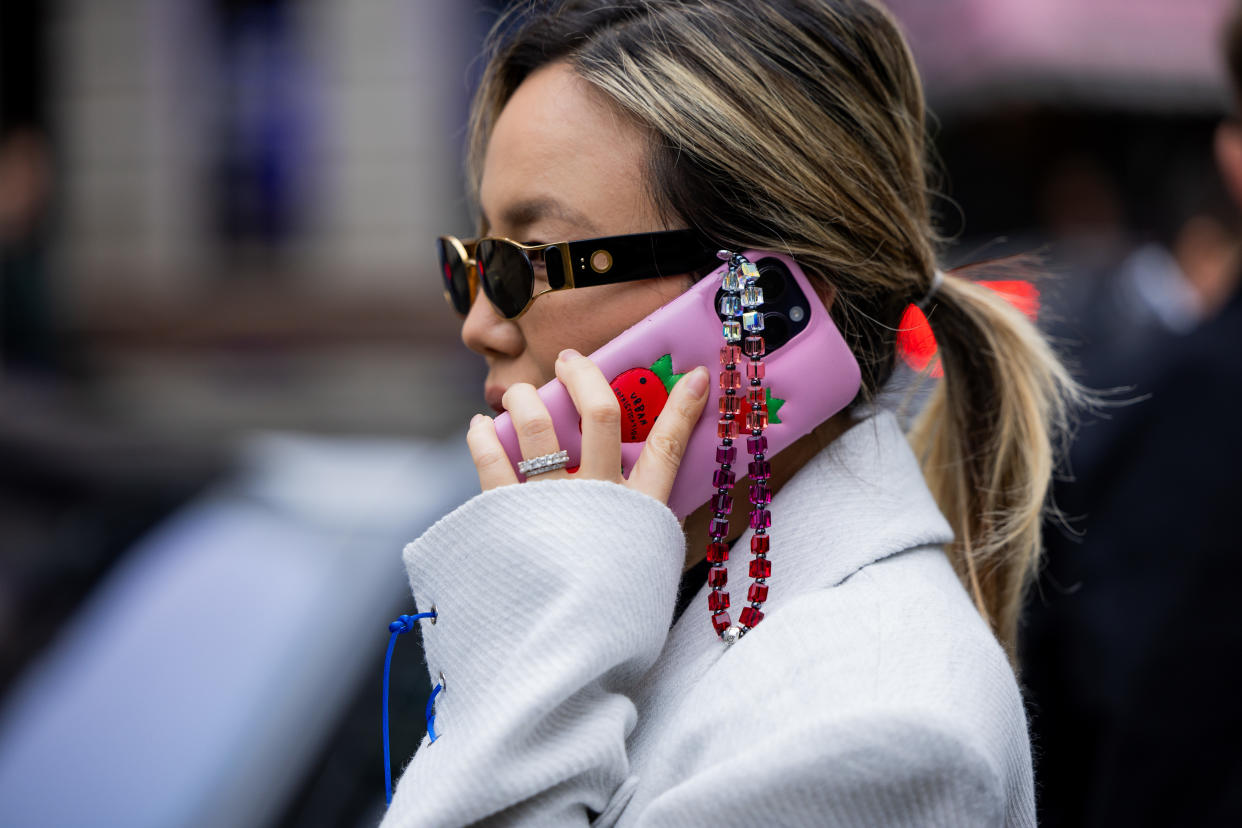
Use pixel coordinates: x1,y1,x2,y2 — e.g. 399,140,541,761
465,62,692,414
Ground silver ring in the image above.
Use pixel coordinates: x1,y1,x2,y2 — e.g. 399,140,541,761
517,449,569,477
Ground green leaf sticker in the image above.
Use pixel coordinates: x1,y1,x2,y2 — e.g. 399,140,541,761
650,353,682,394
766,388,785,424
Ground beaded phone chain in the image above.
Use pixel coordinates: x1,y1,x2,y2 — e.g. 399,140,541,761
706,250,772,646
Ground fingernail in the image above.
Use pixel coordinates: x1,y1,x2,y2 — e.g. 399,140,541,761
558,348,582,362
470,413,485,428
686,366,709,399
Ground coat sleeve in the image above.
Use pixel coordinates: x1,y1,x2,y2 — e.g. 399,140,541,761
380,478,686,827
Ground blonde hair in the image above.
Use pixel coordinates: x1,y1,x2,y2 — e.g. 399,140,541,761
466,0,1084,659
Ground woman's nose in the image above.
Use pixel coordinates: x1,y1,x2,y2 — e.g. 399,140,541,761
460,286,523,358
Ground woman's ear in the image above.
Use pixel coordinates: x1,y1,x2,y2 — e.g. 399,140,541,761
814,281,837,312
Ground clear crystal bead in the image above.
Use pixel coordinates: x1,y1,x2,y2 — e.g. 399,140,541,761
722,269,742,292
741,286,763,308
719,294,741,316
742,310,765,332
739,261,760,284
722,319,741,341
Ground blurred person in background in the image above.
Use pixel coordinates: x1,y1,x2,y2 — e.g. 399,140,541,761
1019,3,1242,825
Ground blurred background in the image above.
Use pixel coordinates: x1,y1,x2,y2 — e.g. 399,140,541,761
1,0,1238,826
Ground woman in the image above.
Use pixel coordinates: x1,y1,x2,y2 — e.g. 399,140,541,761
385,1,1079,825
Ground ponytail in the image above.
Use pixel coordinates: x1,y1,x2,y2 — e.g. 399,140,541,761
907,257,1086,660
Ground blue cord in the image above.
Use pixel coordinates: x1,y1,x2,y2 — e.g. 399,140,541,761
383,611,437,805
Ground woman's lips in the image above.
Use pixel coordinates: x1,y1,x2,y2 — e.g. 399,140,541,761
485,385,506,415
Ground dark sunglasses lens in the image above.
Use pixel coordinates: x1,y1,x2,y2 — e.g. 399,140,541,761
436,238,472,315
476,239,533,318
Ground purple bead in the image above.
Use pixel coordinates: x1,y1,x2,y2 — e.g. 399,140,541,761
750,482,772,505
712,468,736,488
747,434,768,454
711,492,733,514
710,517,730,537
748,459,771,480
716,445,737,465
749,508,772,530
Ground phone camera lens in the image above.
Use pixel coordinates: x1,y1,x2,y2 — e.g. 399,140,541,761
789,305,805,323
755,264,787,302
762,313,791,350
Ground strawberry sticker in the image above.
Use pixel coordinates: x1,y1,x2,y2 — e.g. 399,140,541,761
609,366,668,442
608,354,784,443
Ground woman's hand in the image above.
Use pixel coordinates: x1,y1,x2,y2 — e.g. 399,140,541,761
467,348,710,506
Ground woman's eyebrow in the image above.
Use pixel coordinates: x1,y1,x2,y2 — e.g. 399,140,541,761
482,197,599,238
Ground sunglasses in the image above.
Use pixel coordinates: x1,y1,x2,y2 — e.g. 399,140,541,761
436,228,721,319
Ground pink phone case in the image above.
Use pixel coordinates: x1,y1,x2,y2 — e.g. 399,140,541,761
492,249,861,518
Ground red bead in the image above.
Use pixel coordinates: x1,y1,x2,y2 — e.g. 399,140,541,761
739,606,764,627
749,557,772,578
748,582,769,602
711,492,733,514
711,611,733,634
719,395,741,415
708,590,730,611
707,566,728,587
751,534,770,553
744,335,766,357
746,434,768,454
747,388,766,405
750,482,772,505
713,468,736,488
719,344,741,365
718,419,739,439
746,361,765,380
706,541,729,563
710,517,730,537
716,445,737,465
748,459,771,479
749,508,771,530
719,369,742,390
746,409,768,430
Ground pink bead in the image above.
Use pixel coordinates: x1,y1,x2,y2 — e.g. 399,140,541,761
719,369,742,390
710,516,730,537
748,460,771,479
744,335,766,357
712,492,733,514
749,509,771,530
719,395,740,415
746,434,768,454
746,409,768,430
746,361,765,380
716,445,737,465
713,468,736,488
747,388,766,405
718,419,739,439
750,482,772,505
708,590,730,611
719,344,741,365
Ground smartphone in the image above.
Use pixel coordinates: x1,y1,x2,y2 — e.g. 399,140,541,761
491,249,862,519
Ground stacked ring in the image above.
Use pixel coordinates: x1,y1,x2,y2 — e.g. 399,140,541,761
518,449,570,477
